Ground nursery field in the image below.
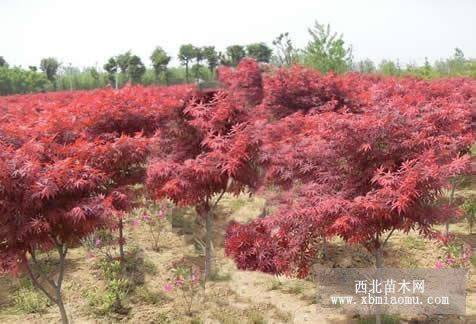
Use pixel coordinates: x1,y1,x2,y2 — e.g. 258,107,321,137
0,59,474,323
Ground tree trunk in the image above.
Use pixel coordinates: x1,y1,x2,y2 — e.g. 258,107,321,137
375,247,383,268
55,243,69,324
26,243,70,324
374,247,383,324
55,290,69,324
204,210,214,280
118,217,125,270
322,236,328,259
185,63,189,83
445,182,457,236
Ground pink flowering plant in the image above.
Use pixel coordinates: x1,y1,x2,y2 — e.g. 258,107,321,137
143,208,168,251
129,201,170,251
461,198,476,234
436,240,473,269
163,265,202,316
81,229,118,261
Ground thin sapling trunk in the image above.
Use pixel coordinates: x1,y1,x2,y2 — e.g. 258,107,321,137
204,209,214,280
118,217,125,270
185,62,189,83
322,235,328,259
203,189,227,281
445,181,457,237
25,241,69,324
372,229,394,324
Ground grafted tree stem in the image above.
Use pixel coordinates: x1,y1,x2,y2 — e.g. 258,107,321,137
26,241,69,324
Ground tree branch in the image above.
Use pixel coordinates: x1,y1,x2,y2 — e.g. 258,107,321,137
211,189,226,211
56,243,67,290
29,250,58,289
382,228,395,247
24,256,57,304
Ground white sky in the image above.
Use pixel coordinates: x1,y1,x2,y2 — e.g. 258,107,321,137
1,0,475,69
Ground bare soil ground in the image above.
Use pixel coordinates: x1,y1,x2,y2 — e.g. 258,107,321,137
0,193,475,324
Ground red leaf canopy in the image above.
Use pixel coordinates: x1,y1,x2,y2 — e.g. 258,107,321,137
225,68,474,277
146,59,263,211
0,85,193,274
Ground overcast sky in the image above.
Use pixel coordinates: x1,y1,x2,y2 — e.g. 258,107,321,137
1,0,475,69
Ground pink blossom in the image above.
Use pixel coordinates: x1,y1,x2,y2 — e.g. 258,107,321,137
142,213,151,222
175,278,184,287
163,283,174,292
446,257,455,265
435,260,444,269
462,248,472,261
157,210,165,219
95,238,102,248
130,218,140,227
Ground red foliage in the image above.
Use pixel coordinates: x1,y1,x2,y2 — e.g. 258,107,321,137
147,59,263,212
258,66,367,119
217,58,263,107
225,69,475,277
0,85,193,274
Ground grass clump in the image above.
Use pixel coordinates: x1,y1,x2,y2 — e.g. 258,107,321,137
154,313,173,323
209,270,232,282
211,308,241,324
266,277,283,291
273,308,293,322
171,208,196,235
245,307,267,324
283,281,306,295
403,235,426,250
12,278,51,314
84,287,119,316
130,286,168,305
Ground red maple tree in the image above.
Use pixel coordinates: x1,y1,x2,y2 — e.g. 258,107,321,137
147,59,263,279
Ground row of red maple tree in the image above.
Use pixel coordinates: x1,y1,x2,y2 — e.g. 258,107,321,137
0,58,474,323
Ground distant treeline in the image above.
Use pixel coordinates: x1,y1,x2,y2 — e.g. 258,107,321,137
1,21,475,96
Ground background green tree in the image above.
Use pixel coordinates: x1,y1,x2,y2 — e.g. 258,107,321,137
150,46,171,84
202,46,219,74
246,43,272,63
448,48,466,75
405,58,435,79
178,44,195,82
303,21,352,73
127,55,146,84
0,56,8,68
87,67,101,87
40,57,60,87
116,51,132,74
378,59,401,76
354,59,376,73
225,45,246,67
271,33,300,66
192,46,204,81
0,66,50,95
104,57,119,87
